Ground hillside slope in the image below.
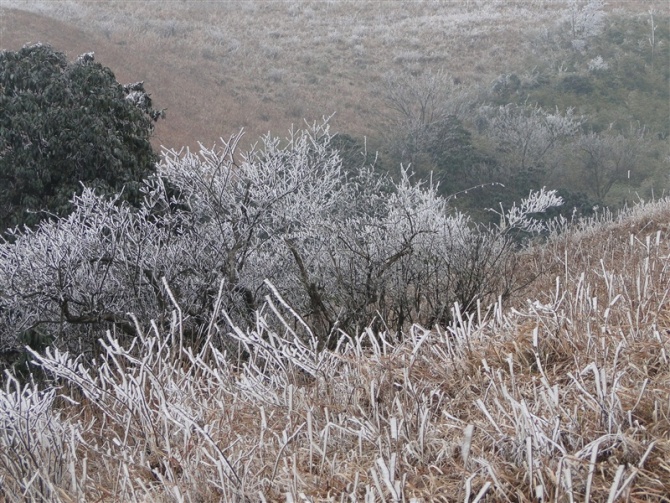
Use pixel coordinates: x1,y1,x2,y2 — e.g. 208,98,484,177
0,8,240,150
1,198,669,501
5,1,663,152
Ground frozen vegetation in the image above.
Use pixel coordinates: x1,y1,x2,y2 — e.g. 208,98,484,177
1,123,669,501
0,1,669,501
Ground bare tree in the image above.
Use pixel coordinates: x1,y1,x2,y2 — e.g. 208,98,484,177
478,103,582,176
0,120,564,361
577,128,647,201
377,70,470,168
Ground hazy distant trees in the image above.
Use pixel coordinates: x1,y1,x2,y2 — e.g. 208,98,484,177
378,70,485,195
0,44,162,232
371,0,667,216
577,128,647,200
476,103,583,194
379,69,453,164
378,70,584,208
376,58,658,215
0,122,562,359
379,70,472,163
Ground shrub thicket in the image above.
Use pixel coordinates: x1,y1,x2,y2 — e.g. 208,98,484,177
0,122,562,362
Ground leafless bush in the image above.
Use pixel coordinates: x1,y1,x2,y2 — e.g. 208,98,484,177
577,127,647,200
0,121,562,360
477,103,583,177
377,69,474,167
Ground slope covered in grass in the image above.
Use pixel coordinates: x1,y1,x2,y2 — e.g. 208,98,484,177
1,2,669,499
2,198,669,501
3,1,667,217
3,0,664,152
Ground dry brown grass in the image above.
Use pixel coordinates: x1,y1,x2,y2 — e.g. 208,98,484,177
3,0,666,152
2,198,670,501
2,3,670,500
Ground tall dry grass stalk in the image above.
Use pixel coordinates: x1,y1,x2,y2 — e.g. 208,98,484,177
2,198,670,501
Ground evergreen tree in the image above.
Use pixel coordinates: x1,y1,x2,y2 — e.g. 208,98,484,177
0,43,162,231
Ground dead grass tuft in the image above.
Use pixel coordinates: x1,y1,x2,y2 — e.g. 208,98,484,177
2,198,670,500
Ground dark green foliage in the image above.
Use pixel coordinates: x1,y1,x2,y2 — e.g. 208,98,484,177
0,44,161,232
557,74,594,95
426,115,485,195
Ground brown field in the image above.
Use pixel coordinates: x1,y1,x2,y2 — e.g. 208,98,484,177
3,0,665,151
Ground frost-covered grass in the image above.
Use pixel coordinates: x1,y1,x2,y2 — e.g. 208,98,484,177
2,198,670,501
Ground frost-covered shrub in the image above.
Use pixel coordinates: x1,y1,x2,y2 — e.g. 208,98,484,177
0,121,562,357
478,103,583,174
587,55,608,72
565,0,605,41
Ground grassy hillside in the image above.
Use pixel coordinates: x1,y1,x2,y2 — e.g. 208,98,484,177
1,2,669,500
2,0,664,151
3,1,667,214
1,197,669,501
474,8,670,208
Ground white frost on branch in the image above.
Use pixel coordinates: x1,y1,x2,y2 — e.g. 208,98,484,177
0,120,564,355
479,103,583,174
493,188,564,234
